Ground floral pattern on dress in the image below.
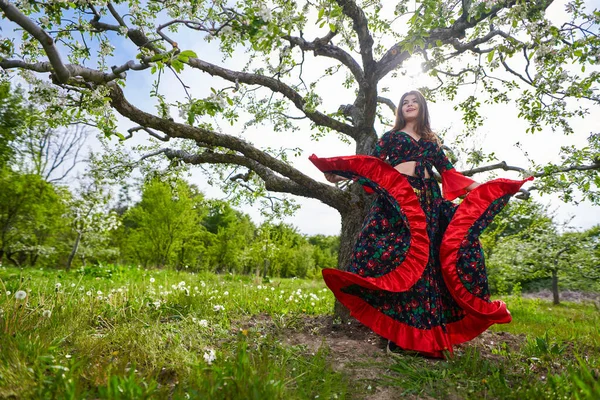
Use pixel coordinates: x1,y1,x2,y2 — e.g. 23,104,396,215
456,195,511,300
337,131,510,331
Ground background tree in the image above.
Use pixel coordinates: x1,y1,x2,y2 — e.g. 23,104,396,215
120,178,208,268
202,199,255,273
0,167,68,267
1,0,599,316
0,81,25,168
64,165,120,271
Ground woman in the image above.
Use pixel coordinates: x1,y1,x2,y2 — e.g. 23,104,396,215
310,90,531,358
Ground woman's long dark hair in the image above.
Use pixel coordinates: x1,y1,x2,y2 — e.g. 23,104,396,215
392,90,440,144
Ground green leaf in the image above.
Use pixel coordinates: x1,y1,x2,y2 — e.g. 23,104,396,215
487,49,495,63
171,59,184,73
317,8,324,21
329,23,336,32
179,50,197,59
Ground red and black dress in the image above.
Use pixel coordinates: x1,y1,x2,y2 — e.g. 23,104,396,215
310,130,532,358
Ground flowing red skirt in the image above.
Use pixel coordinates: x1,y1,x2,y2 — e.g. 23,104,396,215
310,154,532,358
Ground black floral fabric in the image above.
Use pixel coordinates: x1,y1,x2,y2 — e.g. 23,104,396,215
340,130,503,331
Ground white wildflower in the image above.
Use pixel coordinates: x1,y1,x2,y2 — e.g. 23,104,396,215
198,319,208,327
42,310,52,318
213,304,225,312
15,290,27,300
149,277,155,283
203,349,216,365
6,291,11,296
223,291,229,296
55,282,62,289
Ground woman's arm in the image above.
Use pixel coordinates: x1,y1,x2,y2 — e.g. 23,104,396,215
324,173,347,183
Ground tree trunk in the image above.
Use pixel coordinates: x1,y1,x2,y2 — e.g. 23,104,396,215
334,189,371,322
66,231,82,272
551,269,560,305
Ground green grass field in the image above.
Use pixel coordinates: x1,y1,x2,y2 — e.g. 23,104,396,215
1,264,598,399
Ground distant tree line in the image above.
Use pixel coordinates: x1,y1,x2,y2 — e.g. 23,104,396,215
0,82,338,278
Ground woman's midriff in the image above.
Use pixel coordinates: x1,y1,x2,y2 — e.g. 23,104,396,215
393,161,431,178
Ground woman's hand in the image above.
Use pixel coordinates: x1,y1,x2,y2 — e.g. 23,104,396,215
324,173,346,183
466,182,481,191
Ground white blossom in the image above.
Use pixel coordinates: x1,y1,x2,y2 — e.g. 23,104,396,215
15,290,27,300
213,304,225,312
220,25,233,36
257,6,272,22
43,310,52,318
203,349,216,365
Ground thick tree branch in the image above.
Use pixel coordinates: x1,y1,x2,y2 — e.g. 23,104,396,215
107,82,351,209
335,0,375,75
377,96,396,115
140,148,353,212
283,33,364,82
0,59,147,83
185,57,358,138
375,1,554,81
0,0,70,83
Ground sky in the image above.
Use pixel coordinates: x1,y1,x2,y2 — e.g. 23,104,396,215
2,0,599,236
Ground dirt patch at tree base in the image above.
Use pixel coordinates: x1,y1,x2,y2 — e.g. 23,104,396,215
237,314,528,400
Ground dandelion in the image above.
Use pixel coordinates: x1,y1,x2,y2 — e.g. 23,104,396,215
200,281,206,287
65,354,72,359
5,291,11,296
42,310,52,318
223,291,229,296
213,304,225,312
150,277,155,283
55,282,62,289
203,349,216,365
70,283,76,287
15,290,27,300
97,290,103,295
198,319,208,327
265,297,269,302
86,291,92,296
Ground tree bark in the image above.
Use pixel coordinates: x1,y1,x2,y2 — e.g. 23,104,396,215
551,269,560,305
66,231,81,272
334,186,371,322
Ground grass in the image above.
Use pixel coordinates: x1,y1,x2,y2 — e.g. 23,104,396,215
0,264,599,399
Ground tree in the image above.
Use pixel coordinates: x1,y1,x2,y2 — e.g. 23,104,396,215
64,163,120,271
1,0,599,315
202,199,255,273
120,178,207,268
0,167,68,267
0,81,26,168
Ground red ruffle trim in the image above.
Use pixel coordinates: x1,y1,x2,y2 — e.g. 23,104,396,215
442,168,477,201
440,177,533,323
311,154,533,357
310,154,429,291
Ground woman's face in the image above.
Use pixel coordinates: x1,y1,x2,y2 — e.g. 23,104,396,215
401,94,420,121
